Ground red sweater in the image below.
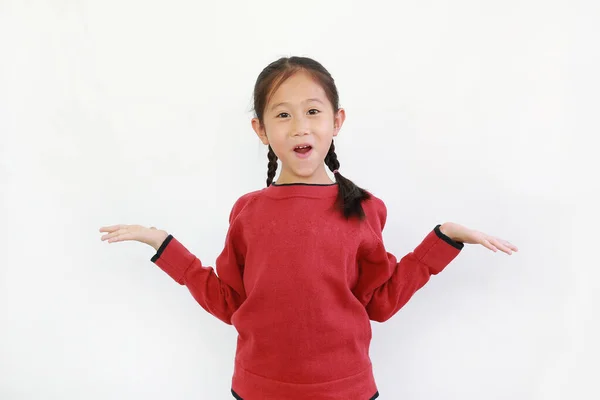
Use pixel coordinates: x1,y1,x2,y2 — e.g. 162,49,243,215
151,183,463,399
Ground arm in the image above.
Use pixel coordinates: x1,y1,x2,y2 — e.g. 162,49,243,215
353,198,463,322
150,197,250,325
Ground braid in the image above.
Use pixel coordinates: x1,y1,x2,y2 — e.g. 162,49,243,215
324,141,340,172
266,145,278,186
325,140,371,219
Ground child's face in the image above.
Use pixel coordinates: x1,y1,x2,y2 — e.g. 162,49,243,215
252,70,345,184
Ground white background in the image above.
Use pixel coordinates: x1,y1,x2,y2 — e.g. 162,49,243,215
0,0,596,399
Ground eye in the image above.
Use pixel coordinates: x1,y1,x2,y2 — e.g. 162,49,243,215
308,109,320,115
276,112,290,118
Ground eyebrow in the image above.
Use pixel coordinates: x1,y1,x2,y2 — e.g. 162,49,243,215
269,98,325,111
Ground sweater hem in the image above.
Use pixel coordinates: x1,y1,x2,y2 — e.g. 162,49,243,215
232,388,379,400
231,360,378,400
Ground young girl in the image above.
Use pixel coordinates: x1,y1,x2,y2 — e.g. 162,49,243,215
100,56,518,400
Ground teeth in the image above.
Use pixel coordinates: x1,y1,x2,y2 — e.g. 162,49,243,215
296,145,310,149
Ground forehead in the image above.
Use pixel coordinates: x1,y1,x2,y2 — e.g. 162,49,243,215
267,70,327,104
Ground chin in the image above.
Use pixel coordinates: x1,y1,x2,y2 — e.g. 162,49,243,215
288,165,320,179
293,168,318,178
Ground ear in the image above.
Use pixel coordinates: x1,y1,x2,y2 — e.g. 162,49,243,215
251,118,269,145
333,108,346,137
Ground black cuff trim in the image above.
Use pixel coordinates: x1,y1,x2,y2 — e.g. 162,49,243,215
434,224,464,250
231,389,243,399
150,234,174,262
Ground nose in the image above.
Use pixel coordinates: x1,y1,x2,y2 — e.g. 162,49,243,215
291,116,310,136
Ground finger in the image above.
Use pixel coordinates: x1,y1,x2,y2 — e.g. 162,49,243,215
495,238,519,251
501,240,518,252
101,231,118,241
99,224,127,233
481,239,498,252
107,235,123,243
107,230,135,243
489,238,513,255
103,227,129,242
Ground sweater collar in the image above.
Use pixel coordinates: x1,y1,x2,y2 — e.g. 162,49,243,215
264,182,339,199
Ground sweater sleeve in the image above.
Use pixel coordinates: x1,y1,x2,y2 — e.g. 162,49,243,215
353,196,464,322
149,195,250,325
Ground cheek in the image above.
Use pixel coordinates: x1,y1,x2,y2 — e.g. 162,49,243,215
314,120,336,140
265,126,288,152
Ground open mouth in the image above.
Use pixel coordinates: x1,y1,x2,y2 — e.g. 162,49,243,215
294,144,313,154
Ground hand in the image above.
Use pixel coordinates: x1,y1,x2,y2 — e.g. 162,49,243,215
440,222,518,255
99,224,169,251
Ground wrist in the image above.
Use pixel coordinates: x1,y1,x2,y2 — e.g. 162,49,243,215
439,222,455,240
152,231,169,251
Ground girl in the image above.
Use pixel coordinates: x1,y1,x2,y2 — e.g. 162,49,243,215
99,56,518,400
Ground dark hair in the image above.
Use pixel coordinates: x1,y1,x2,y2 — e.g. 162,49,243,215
252,56,371,220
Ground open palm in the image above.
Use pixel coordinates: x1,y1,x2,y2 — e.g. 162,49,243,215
442,222,518,255
99,224,168,250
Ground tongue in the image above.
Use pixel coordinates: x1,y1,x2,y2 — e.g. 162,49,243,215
295,147,311,154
